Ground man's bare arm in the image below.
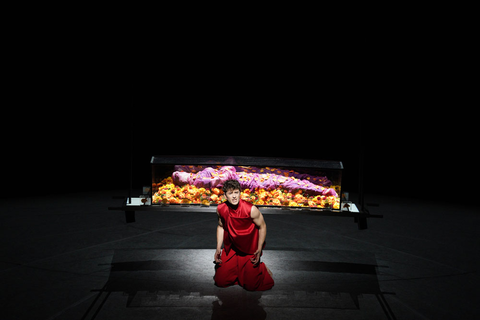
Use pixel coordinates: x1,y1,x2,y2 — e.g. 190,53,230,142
215,209,224,264
251,205,266,264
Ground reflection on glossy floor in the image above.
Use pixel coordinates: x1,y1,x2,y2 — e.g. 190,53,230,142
1,191,479,319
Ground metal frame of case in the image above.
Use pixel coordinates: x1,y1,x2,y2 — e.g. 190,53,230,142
151,155,342,208
108,155,382,229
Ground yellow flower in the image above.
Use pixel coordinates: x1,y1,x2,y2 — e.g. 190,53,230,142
272,199,281,206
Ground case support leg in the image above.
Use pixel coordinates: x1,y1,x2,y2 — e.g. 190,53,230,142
357,217,368,230
125,210,135,223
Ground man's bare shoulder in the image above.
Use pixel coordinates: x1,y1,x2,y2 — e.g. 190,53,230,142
217,202,224,211
250,205,261,219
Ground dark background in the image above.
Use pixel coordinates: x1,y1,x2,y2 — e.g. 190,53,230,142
1,44,476,201
2,92,475,202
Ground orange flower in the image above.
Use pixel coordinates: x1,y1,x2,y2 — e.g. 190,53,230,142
272,199,281,206
294,194,305,203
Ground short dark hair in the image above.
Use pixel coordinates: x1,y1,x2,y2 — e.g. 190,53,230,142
222,179,241,193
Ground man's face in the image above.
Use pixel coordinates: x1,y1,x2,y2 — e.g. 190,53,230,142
225,188,240,205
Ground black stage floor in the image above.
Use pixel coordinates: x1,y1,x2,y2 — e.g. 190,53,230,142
1,191,478,319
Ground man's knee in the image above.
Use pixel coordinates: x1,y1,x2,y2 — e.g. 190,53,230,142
242,276,261,291
241,263,274,291
214,273,228,287
214,266,236,287
241,267,261,291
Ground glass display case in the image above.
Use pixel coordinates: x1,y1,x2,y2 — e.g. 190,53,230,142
151,156,343,210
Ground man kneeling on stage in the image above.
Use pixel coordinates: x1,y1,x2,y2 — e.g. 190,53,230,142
214,179,274,291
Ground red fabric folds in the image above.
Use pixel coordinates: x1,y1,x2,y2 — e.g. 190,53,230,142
218,199,259,255
215,199,274,291
227,216,259,255
214,248,274,291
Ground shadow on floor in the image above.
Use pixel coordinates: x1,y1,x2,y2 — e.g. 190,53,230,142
81,249,396,320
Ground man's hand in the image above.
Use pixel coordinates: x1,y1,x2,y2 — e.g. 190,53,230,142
214,248,222,264
251,249,261,264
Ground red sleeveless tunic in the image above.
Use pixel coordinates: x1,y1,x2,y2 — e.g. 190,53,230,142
217,199,260,255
